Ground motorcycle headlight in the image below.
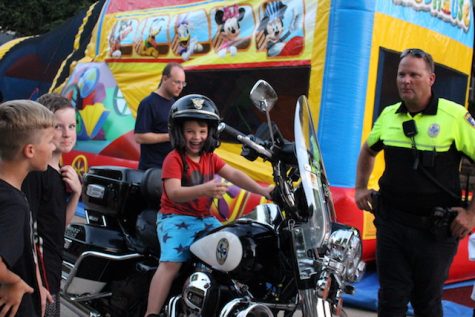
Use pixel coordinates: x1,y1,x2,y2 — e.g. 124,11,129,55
328,225,365,283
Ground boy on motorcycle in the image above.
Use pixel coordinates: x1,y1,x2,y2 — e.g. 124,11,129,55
145,94,272,317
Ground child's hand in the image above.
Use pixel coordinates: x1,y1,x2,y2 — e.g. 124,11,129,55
0,279,33,317
39,285,53,317
60,165,82,195
203,180,228,199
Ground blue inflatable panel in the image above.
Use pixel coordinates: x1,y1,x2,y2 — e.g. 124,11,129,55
318,0,375,188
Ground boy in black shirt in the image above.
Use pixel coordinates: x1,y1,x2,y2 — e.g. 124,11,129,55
23,94,81,317
0,100,55,316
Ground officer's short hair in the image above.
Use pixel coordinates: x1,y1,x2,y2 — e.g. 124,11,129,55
400,48,435,73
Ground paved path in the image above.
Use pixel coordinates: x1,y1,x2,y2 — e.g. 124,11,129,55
60,299,376,317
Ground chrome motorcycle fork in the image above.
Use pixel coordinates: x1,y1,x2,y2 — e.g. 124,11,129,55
299,289,333,317
288,221,339,316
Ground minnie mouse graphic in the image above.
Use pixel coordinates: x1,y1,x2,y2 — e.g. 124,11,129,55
214,5,245,57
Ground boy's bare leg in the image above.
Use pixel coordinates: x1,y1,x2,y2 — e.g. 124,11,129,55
145,261,182,316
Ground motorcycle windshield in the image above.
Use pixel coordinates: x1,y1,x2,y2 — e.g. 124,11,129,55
294,96,332,249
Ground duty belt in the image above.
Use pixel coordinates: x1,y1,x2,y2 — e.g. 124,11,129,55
382,207,432,230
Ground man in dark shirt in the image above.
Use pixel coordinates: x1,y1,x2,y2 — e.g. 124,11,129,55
134,62,186,170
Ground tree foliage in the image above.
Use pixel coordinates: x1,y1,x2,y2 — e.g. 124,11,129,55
0,0,96,37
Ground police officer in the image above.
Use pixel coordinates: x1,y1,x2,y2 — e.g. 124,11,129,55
355,48,475,317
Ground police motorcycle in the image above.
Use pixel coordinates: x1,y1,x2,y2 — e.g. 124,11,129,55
61,162,164,316
165,80,365,317
61,80,365,317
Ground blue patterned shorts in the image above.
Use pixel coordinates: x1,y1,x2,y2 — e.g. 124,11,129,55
157,213,221,262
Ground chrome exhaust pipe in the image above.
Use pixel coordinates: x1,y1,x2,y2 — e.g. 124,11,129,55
220,298,274,317
236,303,273,317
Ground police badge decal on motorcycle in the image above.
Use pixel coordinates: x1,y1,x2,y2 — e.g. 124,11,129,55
216,238,229,265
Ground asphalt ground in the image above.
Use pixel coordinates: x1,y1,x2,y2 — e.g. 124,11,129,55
60,298,376,317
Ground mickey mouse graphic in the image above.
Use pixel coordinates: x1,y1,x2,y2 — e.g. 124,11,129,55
256,1,303,57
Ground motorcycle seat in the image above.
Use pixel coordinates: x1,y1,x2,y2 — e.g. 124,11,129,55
141,167,163,210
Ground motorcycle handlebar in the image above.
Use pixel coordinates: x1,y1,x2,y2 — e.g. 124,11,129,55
219,123,273,160
220,122,245,139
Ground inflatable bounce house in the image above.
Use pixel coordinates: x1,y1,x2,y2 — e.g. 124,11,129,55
0,1,105,101
1,0,474,286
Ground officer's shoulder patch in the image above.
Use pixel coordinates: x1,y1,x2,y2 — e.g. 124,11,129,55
465,112,475,128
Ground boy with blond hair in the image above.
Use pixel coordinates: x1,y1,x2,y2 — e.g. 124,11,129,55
23,93,82,317
0,100,55,316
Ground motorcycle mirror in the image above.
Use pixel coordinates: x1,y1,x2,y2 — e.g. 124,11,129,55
250,80,278,145
250,80,278,112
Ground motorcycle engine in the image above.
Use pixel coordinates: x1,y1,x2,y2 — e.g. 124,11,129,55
182,271,219,315
327,223,365,283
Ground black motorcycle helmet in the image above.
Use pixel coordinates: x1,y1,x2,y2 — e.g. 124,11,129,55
169,94,221,154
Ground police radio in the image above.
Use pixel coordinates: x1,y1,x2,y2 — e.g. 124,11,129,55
402,120,419,169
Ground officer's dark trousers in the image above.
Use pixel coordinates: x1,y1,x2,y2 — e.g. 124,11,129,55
375,215,458,317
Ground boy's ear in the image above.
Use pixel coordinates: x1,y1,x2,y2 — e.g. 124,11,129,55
23,144,35,159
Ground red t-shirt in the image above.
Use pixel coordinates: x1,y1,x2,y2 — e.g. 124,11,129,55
160,150,226,217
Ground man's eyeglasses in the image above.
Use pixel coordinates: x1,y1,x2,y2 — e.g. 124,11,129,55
400,48,434,72
171,79,187,87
